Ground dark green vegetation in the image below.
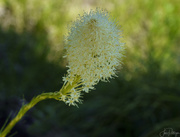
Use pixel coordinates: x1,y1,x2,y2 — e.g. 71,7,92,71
0,0,180,137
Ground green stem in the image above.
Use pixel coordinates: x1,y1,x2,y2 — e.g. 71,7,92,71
0,76,81,137
0,92,62,137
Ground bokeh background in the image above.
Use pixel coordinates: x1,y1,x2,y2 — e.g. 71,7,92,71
0,0,180,137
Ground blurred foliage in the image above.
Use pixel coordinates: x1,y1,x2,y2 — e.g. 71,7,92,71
0,0,180,137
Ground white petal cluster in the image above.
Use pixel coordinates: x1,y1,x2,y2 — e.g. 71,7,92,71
62,8,124,106
60,88,82,106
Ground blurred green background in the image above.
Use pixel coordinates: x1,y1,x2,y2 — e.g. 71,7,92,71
0,0,180,137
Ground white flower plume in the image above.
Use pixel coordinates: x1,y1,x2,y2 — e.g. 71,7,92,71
61,8,124,106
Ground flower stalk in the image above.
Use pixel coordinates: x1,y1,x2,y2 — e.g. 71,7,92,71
0,75,81,137
0,92,60,137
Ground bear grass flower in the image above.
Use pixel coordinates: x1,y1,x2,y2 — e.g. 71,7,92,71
61,8,124,106
0,8,125,137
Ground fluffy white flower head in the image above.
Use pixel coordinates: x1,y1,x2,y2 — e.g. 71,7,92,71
61,8,124,106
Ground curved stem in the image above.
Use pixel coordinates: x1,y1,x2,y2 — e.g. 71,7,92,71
0,92,62,137
0,76,81,137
